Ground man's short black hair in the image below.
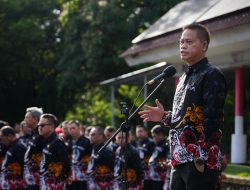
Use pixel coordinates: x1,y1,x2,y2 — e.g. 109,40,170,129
0,126,15,137
40,113,58,128
151,125,165,135
136,124,148,132
68,120,81,127
92,126,104,136
105,126,115,133
183,23,210,49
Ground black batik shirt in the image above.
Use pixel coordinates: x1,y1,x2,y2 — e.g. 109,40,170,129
169,57,227,169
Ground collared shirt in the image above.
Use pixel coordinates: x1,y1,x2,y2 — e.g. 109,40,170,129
114,144,143,189
87,143,114,190
148,139,170,182
169,57,227,169
70,135,92,181
0,139,26,189
40,133,70,189
135,138,155,180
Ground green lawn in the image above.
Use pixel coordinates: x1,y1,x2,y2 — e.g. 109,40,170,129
223,164,250,178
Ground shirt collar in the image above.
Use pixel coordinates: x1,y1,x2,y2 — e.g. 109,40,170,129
185,57,208,74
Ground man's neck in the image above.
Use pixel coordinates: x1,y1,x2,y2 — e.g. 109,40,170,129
186,55,205,66
93,141,103,149
44,132,54,139
73,134,81,141
139,137,147,141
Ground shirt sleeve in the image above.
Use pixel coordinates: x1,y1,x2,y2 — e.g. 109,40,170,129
202,68,227,141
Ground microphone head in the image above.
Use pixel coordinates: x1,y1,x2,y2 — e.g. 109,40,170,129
162,65,176,78
147,65,176,85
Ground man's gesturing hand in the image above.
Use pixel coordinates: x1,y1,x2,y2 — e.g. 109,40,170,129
138,99,165,122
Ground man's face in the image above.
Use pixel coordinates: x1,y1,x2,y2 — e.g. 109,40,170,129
136,127,147,140
38,117,53,138
179,29,207,66
68,123,80,139
104,129,113,139
89,128,102,145
24,112,38,129
116,132,126,147
62,124,70,137
22,122,32,136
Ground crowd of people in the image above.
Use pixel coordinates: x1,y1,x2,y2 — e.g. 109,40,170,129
0,107,171,190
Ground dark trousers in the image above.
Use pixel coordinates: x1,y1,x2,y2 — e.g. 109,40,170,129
143,180,165,190
170,162,219,190
66,181,87,190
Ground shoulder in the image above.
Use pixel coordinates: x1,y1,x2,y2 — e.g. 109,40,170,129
147,138,155,145
49,136,66,149
129,144,140,155
79,135,90,144
206,63,224,76
203,63,227,84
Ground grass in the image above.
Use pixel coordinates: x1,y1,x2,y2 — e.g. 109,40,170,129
223,164,250,178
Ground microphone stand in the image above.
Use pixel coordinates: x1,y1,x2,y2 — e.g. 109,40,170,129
120,104,129,190
98,78,166,189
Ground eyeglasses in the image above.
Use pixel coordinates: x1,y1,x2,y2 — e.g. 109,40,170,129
37,123,52,128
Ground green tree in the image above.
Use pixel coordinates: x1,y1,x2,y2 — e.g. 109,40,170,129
65,84,145,127
0,0,184,124
59,0,183,125
0,0,63,123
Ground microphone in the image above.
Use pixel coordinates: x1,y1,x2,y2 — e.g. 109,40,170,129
147,65,176,85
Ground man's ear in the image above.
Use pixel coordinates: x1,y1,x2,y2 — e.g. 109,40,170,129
203,41,208,51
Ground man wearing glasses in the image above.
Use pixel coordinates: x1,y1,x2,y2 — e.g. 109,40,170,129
38,113,70,190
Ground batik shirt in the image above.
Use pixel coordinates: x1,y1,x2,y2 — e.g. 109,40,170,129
114,144,144,190
70,135,92,182
168,58,227,170
23,135,44,187
0,139,26,190
148,139,170,182
40,133,70,190
135,138,155,180
87,143,114,190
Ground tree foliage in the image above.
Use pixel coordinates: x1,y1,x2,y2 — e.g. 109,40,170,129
0,0,183,124
58,0,183,124
0,0,63,122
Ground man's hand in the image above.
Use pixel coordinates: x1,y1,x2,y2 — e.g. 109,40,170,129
138,99,165,122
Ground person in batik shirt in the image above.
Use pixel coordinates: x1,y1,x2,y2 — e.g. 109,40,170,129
114,131,144,190
38,114,70,190
0,126,26,190
139,23,227,190
135,125,155,189
67,120,92,190
147,125,170,190
87,126,114,190
23,107,44,190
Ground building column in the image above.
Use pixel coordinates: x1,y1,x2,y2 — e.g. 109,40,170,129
231,67,247,164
